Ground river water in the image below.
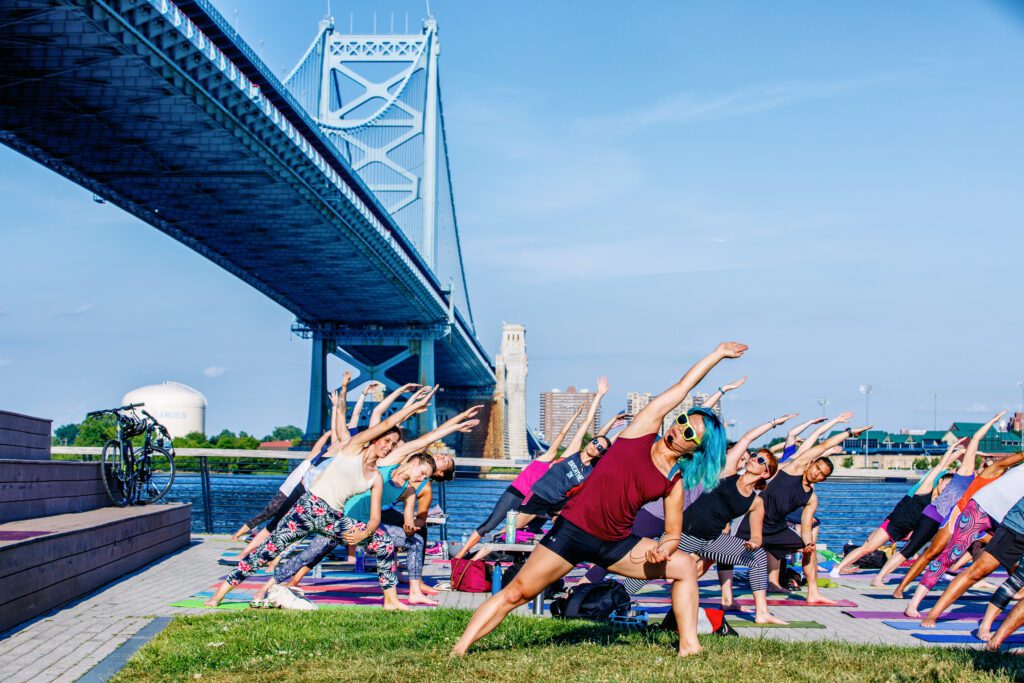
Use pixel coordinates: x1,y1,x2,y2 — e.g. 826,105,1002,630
166,473,910,552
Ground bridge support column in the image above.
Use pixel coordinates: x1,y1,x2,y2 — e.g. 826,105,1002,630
411,338,437,435
305,336,330,440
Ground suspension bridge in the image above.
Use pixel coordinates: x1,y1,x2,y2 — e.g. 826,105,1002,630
0,0,497,443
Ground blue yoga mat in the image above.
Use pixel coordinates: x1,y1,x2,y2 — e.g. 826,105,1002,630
883,620,999,632
912,632,1024,645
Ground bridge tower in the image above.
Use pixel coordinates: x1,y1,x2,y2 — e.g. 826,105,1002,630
285,15,484,439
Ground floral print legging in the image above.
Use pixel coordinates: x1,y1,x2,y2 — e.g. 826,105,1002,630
277,522,398,589
224,491,396,590
919,500,993,589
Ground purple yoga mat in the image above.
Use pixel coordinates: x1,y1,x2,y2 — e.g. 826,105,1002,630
0,530,49,541
843,610,987,621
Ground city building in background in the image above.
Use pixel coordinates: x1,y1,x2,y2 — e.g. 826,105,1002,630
121,382,206,438
625,390,722,435
540,387,602,443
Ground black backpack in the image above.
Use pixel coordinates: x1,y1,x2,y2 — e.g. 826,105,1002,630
843,542,886,569
549,580,630,621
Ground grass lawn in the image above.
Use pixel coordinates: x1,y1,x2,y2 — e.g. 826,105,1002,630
114,608,1023,683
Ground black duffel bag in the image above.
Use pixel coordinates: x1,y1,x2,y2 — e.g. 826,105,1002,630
843,542,886,569
549,580,630,621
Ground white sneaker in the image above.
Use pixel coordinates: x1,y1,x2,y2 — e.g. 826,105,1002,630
828,567,842,578
268,584,317,611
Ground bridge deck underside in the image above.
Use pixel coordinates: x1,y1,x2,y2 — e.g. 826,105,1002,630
0,0,493,389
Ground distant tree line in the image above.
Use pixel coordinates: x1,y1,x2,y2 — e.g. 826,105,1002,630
52,418,305,474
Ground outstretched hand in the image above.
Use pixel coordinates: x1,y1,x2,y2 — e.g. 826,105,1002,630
406,385,438,414
722,376,748,392
716,342,748,359
597,376,610,395
459,405,484,421
773,413,799,425
835,411,854,423
328,388,342,406
849,425,872,437
456,419,481,433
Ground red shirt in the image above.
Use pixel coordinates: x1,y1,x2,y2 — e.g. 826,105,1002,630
559,433,679,541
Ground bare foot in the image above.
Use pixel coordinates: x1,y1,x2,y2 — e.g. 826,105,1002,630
420,584,440,596
383,600,412,611
920,617,937,628
904,607,921,619
767,583,789,594
407,595,440,606
977,628,991,641
984,639,1000,652
720,602,752,613
891,589,904,600
677,644,704,657
756,613,789,625
806,596,838,606
869,579,886,588
203,599,219,608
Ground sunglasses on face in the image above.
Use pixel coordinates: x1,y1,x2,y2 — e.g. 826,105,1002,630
590,438,607,455
752,455,768,466
674,413,702,446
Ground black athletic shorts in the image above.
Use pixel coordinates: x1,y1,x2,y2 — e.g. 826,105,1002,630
984,525,1024,571
736,521,805,561
520,494,564,519
538,517,639,568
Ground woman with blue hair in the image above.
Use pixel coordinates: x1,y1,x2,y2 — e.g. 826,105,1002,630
452,342,747,658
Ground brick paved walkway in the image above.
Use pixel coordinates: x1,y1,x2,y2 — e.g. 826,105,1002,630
0,535,233,682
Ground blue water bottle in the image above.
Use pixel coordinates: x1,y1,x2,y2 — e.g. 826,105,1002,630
491,562,503,594
354,546,365,573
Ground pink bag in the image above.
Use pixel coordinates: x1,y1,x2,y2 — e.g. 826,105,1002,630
514,530,537,543
450,557,491,592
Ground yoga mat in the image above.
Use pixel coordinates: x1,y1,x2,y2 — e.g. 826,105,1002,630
730,620,826,629
722,598,857,607
0,530,49,541
843,610,987,621
883,620,999,632
170,599,250,610
863,593,988,602
912,633,1024,645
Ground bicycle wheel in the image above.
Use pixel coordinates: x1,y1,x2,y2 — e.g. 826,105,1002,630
137,445,175,503
101,439,135,507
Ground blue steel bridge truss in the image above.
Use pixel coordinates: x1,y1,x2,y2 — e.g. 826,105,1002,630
0,0,494,437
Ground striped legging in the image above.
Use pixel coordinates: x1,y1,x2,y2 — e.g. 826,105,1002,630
920,500,993,589
623,533,768,593
991,561,1024,610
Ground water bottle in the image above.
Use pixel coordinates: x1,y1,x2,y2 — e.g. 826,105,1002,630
354,546,365,573
460,533,468,555
491,561,503,594
505,510,518,543
441,541,449,560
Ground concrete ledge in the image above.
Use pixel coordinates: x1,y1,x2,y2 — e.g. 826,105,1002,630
0,503,191,633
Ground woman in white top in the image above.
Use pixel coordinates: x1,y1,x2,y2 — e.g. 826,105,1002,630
204,386,436,608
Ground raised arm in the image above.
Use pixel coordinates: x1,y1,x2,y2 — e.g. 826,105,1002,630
786,417,827,450
348,381,378,431
565,378,608,455
343,385,437,454
795,411,854,455
328,372,351,445
378,405,483,466
722,413,798,477
303,430,331,462
984,451,1024,477
597,411,631,438
369,382,421,427
623,342,748,438
783,425,870,474
536,404,586,462
914,442,964,493
703,376,747,411
960,411,1006,475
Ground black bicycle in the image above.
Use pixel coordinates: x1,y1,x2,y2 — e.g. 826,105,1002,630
86,403,176,506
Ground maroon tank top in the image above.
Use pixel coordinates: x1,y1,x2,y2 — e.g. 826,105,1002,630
559,433,680,541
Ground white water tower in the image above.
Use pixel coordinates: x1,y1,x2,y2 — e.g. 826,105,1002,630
121,382,206,438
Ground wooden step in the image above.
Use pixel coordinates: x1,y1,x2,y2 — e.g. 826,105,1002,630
0,460,108,522
0,503,191,633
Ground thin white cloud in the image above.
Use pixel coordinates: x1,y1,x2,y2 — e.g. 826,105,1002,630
574,72,911,136
203,366,227,378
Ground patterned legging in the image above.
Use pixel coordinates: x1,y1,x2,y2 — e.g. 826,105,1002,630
225,491,355,586
275,523,399,589
622,533,769,593
991,561,1024,610
243,490,288,529
919,500,992,589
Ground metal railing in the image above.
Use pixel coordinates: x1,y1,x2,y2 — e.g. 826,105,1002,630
51,446,528,537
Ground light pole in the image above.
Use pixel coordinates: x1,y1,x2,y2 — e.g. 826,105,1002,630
929,392,939,431
817,397,830,418
726,419,739,442
859,384,872,457
1018,380,1024,453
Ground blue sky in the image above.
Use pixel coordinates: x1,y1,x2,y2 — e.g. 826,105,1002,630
2,1,1024,439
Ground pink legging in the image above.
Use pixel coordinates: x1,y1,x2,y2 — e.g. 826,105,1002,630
919,500,992,589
